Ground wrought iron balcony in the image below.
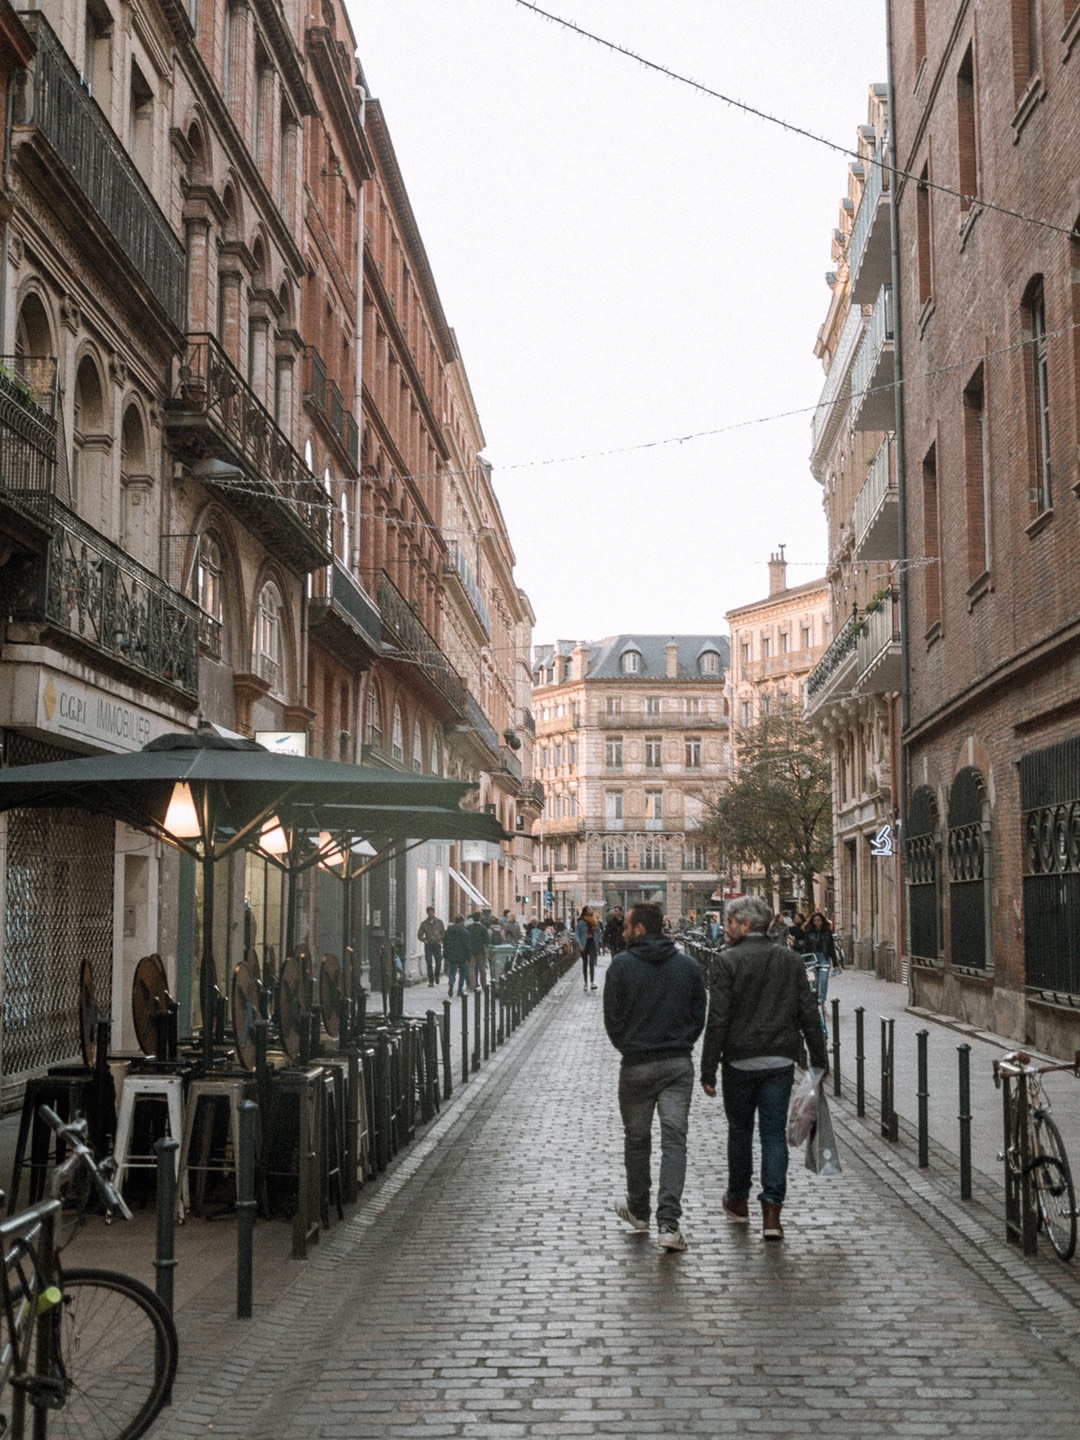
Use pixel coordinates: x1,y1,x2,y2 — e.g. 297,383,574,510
519,777,544,808
4,498,199,699
302,346,360,476
499,745,523,782
0,355,59,537
811,305,866,472
376,571,465,715
15,14,186,334
853,436,898,562
166,334,332,572
443,540,491,638
848,144,891,305
851,286,896,433
805,612,859,710
856,587,902,695
463,690,502,765
308,558,382,665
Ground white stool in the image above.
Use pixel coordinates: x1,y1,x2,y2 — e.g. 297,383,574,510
178,1078,252,1214
113,1073,187,1219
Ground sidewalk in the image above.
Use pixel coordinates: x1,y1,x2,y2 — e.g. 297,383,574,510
128,961,1080,1440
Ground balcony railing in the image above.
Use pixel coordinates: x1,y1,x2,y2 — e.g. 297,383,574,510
744,651,817,682
853,436,898,562
443,540,491,637
17,13,185,333
168,334,331,570
377,571,465,713
11,499,200,697
308,558,382,655
811,304,866,467
848,144,891,304
465,690,502,763
499,745,523,782
302,347,360,476
851,286,896,432
856,587,902,695
0,355,59,518
519,777,544,807
806,613,859,703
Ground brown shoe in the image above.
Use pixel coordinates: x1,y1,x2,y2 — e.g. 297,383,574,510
761,1201,784,1241
722,1191,749,1223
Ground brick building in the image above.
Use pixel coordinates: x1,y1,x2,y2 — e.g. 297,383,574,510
805,87,903,974
890,0,1080,1049
531,636,729,926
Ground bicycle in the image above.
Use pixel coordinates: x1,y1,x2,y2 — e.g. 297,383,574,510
993,1048,1080,1261
1,1105,179,1439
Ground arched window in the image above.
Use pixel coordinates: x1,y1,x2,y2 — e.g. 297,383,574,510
255,581,283,695
621,647,641,675
391,703,404,764
699,646,721,675
365,681,383,752
905,785,940,964
194,531,225,661
947,767,990,972
412,718,424,773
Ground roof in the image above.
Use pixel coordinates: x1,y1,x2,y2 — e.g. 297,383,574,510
533,634,729,684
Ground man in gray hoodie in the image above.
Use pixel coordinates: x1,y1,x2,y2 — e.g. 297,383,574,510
603,901,707,1252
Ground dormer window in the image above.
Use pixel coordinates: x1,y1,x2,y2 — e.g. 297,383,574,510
621,648,641,674
699,648,720,675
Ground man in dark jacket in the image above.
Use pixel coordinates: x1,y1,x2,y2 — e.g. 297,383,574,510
465,912,489,992
602,905,624,956
700,895,828,1243
604,901,707,1252
443,915,470,997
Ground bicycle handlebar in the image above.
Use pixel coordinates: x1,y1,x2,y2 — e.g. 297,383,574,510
37,1105,132,1221
993,1048,1080,1087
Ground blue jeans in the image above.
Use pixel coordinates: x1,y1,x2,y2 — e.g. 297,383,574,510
423,943,443,984
446,955,466,994
618,1055,694,1227
721,1063,795,1206
806,952,830,1004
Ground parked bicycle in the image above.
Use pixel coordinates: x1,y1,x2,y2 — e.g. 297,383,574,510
993,1048,1080,1261
1,1105,179,1439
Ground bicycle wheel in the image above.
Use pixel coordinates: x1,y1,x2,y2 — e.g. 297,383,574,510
1030,1115,1077,1261
48,1267,178,1440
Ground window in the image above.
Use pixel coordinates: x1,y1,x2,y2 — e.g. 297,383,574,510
606,695,622,715
641,839,665,871
685,792,702,827
568,742,577,767
802,624,812,650
430,734,441,775
366,683,383,750
645,697,661,717
916,165,932,308
685,736,702,769
685,842,708,871
606,737,623,770
1024,278,1051,514
922,443,942,627
741,642,751,668
700,650,719,674
645,735,662,769
566,842,577,868
605,791,624,828
622,649,641,674
957,45,978,213
740,700,751,727
129,61,153,177
762,635,771,660
412,719,423,772
913,0,926,66
567,792,577,818
1011,0,1041,100
194,531,224,660
85,0,114,108
255,582,283,693
391,703,404,764
603,840,629,870
761,696,772,718
685,697,701,716
780,631,790,654
645,790,663,828
963,364,991,581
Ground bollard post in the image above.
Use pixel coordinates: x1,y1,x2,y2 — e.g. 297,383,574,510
236,1101,257,1319
957,1043,972,1202
916,1029,929,1167
831,997,841,1096
880,1017,898,1141
441,998,453,1101
483,983,491,1061
460,992,469,1085
472,984,481,1073
153,1137,178,1315
855,1007,866,1117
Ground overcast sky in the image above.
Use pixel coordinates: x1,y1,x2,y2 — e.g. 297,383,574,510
349,1,888,647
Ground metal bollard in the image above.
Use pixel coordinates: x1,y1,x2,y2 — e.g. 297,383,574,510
855,1007,866,1117
460,993,469,1085
881,1017,898,1142
957,1043,972,1201
916,1029,929,1167
472,984,481,1073
831,997,841,1095
153,1137,178,1315
236,1100,257,1319
441,998,453,1101
483,983,491,1061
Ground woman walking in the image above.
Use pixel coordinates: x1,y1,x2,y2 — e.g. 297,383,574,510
801,910,837,1008
576,905,600,991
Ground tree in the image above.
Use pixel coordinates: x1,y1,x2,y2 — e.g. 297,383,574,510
701,707,832,906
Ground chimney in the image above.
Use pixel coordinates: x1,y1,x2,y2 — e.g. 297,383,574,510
665,640,679,678
571,643,589,680
768,545,787,596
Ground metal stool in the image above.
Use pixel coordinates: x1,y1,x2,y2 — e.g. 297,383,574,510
178,1077,255,1215
113,1073,187,1218
7,1073,94,1214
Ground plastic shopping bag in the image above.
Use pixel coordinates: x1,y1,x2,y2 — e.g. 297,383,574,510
786,1067,823,1147
805,1089,843,1177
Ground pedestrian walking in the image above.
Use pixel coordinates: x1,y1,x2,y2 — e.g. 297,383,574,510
604,901,708,1252
417,906,445,986
802,910,837,1006
700,895,828,1243
465,911,489,991
443,914,469,996
576,905,600,990
602,905,624,956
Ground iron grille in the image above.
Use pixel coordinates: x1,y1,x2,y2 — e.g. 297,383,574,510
2,734,114,1095
905,785,939,962
1019,737,1080,1000
947,767,989,971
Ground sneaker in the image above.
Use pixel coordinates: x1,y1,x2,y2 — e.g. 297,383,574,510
657,1225,687,1252
722,1191,750,1224
613,1201,649,1232
590,983,597,991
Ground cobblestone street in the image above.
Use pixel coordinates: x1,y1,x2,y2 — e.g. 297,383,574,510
129,963,1080,1438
